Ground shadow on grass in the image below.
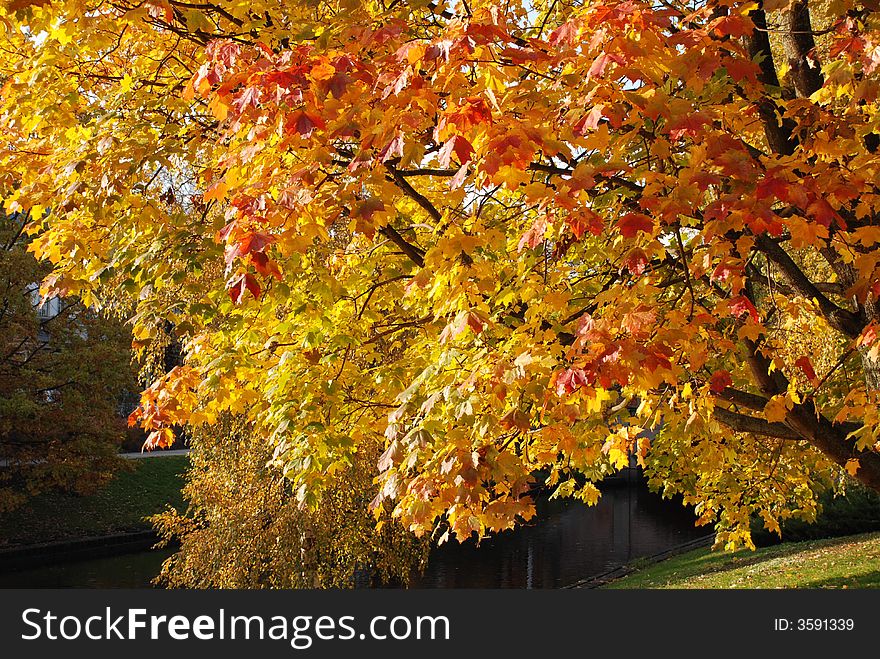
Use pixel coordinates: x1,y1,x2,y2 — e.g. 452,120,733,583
797,570,880,589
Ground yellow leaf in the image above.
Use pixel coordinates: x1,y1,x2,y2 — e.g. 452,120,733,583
845,459,860,476
50,22,73,46
764,395,791,423
208,95,229,121
119,74,134,94
203,179,228,202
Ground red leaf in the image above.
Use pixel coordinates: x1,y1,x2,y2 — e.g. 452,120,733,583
518,217,548,251
573,105,605,135
709,370,733,393
328,72,352,98
466,312,487,334
549,20,579,47
622,306,655,336
568,210,603,239
806,197,840,228
251,252,282,280
723,56,759,83
711,260,742,284
728,295,759,323
355,197,385,220
379,132,405,163
755,175,789,201
617,213,653,238
446,96,493,131
438,135,475,167
287,110,325,138
794,356,818,383
622,247,649,275
238,231,274,255
233,86,260,113
709,15,754,39
667,112,711,140
555,367,590,396
229,273,261,304
588,53,622,79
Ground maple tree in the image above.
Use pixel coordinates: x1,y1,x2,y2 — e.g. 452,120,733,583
2,0,880,548
0,216,134,512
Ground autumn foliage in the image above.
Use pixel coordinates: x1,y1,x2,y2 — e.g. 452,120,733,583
2,0,880,547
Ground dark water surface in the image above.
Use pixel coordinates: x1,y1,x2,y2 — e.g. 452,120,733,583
0,481,706,588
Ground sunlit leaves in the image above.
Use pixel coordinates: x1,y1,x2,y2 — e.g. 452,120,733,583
3,0,880,550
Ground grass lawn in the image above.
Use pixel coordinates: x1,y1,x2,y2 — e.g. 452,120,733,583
605,531,880,589
0,456,188,547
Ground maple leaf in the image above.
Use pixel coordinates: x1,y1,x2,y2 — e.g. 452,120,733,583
238,232,275,255
499,409,530,432
709,370,733,393
379,132,405,163
667,112,711,140
286,110,325,138
764,395,791,423
518,217,548,251
587,53,623,79
228,273,261,304
622,305,655,336
446,96,493,131
233,86,260,113
438,135,475,167
203,180,228,202
755,175,789,201
327,72,352,98
806,197,840,228
622,247,649,275
709,15,754,39
250,252,282,280
549,20,579,47
794,356,818,383
567,210,603,239
573,105,605,135
616,213,653,238
555,368,590,396
728,295,760,323
711,260,742,284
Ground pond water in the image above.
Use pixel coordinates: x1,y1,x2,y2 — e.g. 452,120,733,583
0,479,707,589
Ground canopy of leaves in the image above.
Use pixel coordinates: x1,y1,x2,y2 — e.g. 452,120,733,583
0,217,134,511
2,0,880,548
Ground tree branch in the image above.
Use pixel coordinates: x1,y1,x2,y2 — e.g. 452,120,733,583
379,225,425,268
755,234,863,338
384,162,442,223
781,0,824,98
712,406,801,440
743,7,798,155
715,386,769,412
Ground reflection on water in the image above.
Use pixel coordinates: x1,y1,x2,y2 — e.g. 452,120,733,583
0,548,172,589
0,480,705,589
412,481,705,588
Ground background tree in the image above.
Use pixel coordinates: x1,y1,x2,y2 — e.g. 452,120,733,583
2,0,880,549
152,415,428,588
0,216,134,512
